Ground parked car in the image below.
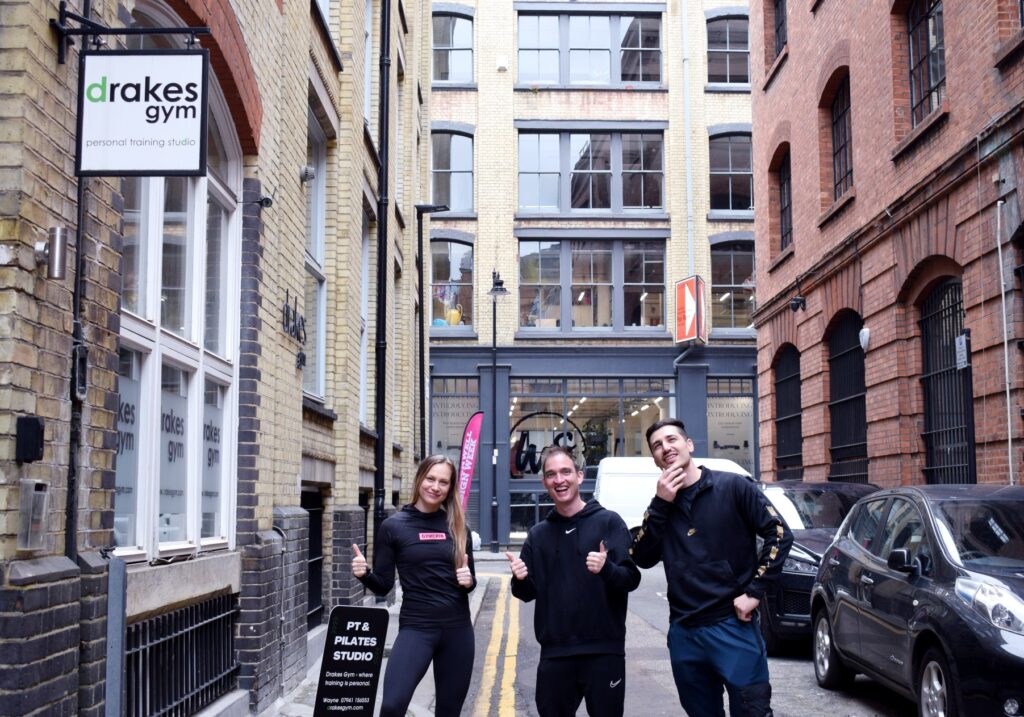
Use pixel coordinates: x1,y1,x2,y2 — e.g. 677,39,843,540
593,456,752,536
811,484,1024,717
757,480,879,653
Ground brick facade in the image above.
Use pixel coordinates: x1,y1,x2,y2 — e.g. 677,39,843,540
751,0,1024,485
0,0,430,711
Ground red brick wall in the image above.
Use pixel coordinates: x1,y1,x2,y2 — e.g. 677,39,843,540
751,0,1024,485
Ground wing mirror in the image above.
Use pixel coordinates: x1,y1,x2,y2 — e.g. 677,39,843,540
886,548,915,573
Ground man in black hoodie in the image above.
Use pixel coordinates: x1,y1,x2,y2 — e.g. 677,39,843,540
507,446,641,717
632,419,792,717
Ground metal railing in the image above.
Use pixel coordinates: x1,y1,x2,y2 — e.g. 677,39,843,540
125,592,239,716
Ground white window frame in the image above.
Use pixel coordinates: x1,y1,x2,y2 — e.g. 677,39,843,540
115,18,241,560
304,111,328,398
359,215,372,425
364,0,374,125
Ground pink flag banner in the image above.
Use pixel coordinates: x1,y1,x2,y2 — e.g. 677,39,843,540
457,411,484,509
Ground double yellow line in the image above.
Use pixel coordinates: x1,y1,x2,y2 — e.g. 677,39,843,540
473,574,520,716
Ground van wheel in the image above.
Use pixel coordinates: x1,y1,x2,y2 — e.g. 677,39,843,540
813,611,855,690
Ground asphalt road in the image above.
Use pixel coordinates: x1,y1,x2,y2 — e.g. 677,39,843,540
467,566,917,716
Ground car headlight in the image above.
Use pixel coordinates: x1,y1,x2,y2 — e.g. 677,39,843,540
783,548,819,575
955,577,1024,636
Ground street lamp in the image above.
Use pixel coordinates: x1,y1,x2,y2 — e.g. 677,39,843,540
415,203,448,459
488,270,508,552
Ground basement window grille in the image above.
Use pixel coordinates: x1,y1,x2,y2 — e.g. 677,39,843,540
126,592,239,716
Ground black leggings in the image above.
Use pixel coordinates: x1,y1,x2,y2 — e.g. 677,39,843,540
379,625,475,717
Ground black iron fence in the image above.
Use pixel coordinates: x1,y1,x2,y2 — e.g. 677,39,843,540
125,592,239,716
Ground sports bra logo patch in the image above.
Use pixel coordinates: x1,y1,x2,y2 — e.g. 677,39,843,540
418,532,447,541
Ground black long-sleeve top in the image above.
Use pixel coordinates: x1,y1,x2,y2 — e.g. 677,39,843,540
631,466,793,627
358,504,476,629
511,500,641,658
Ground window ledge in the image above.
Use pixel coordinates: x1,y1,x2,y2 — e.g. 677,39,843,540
433,82,478,91
363,123,380,170
395,203,406,228
994,28,1024,70
430,327,478,339
310,0,343,72
359,424,378,442
514,84,668,93
705,82,751,94
761,46,788,92
708,210,754,223
890,103,948,162
514,330,672,340
817,187,856,228
513,212,670,221
810,0,824,12
767,244,795,273
303,396,338,422
710,328,756,340
435,211,477,220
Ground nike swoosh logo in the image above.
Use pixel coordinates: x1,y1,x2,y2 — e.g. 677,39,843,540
610,679,622,688
565,527,576,534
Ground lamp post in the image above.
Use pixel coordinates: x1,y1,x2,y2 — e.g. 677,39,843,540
488,271,508,552
414,203,448,459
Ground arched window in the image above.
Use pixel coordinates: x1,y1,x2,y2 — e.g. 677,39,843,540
828,312,867,482
830,74,853,200
115,2,242,557
707,16,749,84
774,345,803,480
433,13,473,83
920,279,975,484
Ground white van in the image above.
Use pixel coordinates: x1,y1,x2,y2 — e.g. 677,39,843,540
593,456,753,533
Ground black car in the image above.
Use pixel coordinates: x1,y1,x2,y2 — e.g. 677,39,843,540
812,484,1024,717
757,480,878,652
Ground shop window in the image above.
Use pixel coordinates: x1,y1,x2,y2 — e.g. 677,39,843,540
517,13,662,86
707,377,755,474
518,239,664,332
430,241,474,328
707,17,749,84
432,132,473,211
433,13,473,83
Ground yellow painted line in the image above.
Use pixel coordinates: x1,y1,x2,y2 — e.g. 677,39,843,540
498,584,520,717
472,577,509,716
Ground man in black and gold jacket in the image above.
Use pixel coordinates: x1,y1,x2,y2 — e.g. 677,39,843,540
632,419,792,717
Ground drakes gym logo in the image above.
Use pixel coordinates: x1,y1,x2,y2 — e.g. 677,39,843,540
85,75,200,124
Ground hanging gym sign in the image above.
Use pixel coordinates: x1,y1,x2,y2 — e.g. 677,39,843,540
76,49,209,176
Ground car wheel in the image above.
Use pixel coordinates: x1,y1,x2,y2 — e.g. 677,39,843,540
917,648,958,717
758,603,782,656
813,611,854,690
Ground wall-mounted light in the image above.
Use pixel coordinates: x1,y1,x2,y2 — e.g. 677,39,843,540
34,227,68,280
858,327,870,352
496,56,509,72
299,165,317,183
789,294,806,312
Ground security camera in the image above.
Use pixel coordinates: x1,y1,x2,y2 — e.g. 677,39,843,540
256,195,274,209
789,295,806,312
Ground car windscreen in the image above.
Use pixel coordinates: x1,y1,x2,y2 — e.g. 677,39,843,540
763,486,866,530
932,499,1024,569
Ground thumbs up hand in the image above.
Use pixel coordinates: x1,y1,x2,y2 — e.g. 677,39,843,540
351,543,368,578
456,555,473,587
586,540,608,574
506,551,528,581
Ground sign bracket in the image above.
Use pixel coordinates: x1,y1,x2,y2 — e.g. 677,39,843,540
50,0,210,64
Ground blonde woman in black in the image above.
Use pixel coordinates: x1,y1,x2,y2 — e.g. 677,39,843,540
351,455,476,717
